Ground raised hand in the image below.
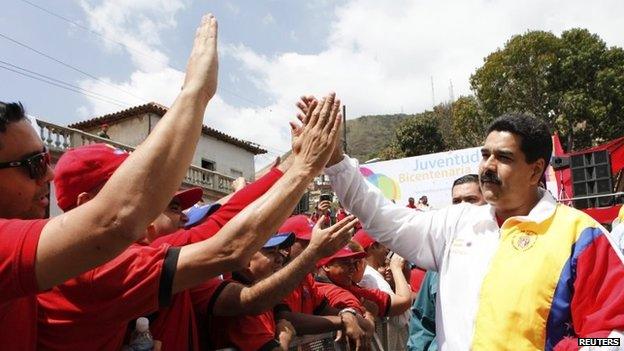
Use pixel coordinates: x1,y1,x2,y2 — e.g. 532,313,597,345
389,254,406,271
296,95,318,124
307,214,358,258
291,93,343,175
183,14,218,104
295,94,345,167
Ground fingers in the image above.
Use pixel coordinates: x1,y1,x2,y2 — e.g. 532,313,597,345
323,98,341,134
307,97,324,128
334,329,343,342
328,109,344,149
289,121,302,138
329,214,355,232
296,95,318,125
195,14,217,45
316,93,336,131
272,156,281,168
355,337,362,351
313,215,325,230
333,217,359,240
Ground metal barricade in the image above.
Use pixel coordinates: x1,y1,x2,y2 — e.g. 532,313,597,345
288,332,348,351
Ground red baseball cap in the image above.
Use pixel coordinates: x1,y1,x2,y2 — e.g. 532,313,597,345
173,188,203,210
278,215,315,241
317,246,368,267
352,229,376,250
54,143,129,211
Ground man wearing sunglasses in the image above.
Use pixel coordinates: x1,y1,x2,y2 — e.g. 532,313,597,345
0,14,220,351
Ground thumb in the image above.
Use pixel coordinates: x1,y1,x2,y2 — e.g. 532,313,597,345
334,329,343,342
314,215,325,230
289,121,301,136
272,156,281,168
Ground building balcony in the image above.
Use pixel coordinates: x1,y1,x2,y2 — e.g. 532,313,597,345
36,119,234,200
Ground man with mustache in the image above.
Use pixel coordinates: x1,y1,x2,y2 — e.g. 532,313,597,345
318,110,624,350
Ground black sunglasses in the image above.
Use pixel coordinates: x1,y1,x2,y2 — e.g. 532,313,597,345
0,148,50,179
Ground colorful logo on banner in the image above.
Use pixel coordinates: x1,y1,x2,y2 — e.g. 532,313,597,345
359,167,401,201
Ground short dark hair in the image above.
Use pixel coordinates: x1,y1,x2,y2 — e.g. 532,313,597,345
452,174,479,188
0,101,27,133
486,113,552,165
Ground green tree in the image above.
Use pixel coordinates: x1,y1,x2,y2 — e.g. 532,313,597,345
378,112,446,160
470,28,624,151
451,95,494,148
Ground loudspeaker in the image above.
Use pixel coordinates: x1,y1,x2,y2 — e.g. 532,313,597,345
551,156,570,170
570,150,613,209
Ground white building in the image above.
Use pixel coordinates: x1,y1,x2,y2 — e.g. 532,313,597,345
68,102,266,183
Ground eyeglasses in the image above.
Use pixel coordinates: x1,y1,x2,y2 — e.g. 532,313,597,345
0,148,50,179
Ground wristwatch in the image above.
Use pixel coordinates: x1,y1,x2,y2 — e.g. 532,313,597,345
338,307,359,317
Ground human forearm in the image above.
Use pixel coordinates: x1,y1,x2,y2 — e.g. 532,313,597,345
35,17,217,290
236,247,321,315
326,156,449,271
278,311,341,335
388,266,412,316
172,167,314,293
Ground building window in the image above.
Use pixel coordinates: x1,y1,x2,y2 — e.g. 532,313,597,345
230,168,243,178
202,159,216,171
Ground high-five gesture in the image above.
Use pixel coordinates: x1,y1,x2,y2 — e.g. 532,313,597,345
184,14,219,104
291,93,343,175
295,94,345,167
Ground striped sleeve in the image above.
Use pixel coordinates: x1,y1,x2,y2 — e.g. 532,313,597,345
553,228,624,351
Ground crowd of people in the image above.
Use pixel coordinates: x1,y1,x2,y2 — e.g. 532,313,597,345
1,13,624,351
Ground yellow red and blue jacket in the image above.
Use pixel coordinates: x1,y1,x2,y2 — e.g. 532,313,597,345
326,156,624,351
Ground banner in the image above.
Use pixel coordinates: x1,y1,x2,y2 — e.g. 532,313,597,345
359,146,560,208
359,147,482,208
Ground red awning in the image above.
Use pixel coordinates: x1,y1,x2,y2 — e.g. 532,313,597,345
582,205,622,225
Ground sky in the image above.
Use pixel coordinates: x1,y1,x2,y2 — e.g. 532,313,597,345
2,0,624,168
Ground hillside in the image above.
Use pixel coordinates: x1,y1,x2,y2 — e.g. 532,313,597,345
345,113,410,162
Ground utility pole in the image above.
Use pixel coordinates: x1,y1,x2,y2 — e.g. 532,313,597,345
449,79,455,103
342,105,348,153
430,76,436,109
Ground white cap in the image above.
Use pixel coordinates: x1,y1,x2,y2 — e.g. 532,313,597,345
136,317,149,332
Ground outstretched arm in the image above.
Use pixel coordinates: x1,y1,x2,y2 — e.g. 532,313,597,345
172,93,345,293
212,216,358,315
35,14,219,291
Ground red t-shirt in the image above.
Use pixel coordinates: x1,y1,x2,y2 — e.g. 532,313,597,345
148,290,199,351
192,277,280,351
345,284,391,317
279,273,328,314
151,168,284,248
36,244,178,351
314,280,365,315
0,218,46,351
143,168,284,351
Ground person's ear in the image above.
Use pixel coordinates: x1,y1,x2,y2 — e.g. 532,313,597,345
530,159,546,185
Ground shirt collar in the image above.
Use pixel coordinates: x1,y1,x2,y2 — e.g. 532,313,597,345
487,188,558,227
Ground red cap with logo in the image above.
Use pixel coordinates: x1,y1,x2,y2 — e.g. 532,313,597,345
352,229,376,250
278,215,315,241
317,246,368,267
54,143,129,211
